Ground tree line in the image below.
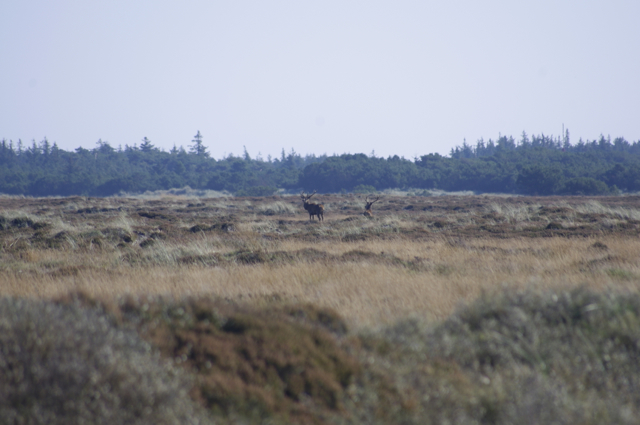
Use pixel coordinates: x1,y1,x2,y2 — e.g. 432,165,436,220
1,131,639,197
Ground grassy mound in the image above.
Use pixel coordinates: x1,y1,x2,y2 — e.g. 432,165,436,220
116,297,360,424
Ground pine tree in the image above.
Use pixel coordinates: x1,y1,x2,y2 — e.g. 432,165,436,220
189,131,209,157
40,137,51,156
140,137,155,152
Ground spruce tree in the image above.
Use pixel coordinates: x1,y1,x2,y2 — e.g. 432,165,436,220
140,137,155,152
189,131,209,157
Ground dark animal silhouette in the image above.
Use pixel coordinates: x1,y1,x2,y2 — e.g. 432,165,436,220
363,195,381,217
300,191,324,221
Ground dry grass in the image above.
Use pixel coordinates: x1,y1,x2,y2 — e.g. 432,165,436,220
3,237,640,329
3,193,640,423
2,195,640,329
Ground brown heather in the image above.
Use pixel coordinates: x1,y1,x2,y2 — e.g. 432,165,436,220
2,193,640,423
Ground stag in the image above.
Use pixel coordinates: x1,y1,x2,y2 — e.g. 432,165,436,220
363,195,381,217
300,191,324,221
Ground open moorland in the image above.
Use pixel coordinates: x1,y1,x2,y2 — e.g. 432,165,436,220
2,193,640,424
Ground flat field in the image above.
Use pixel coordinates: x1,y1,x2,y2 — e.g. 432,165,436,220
1,193,640,328
3,193,640,424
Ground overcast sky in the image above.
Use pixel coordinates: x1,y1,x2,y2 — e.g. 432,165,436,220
1,1,638,159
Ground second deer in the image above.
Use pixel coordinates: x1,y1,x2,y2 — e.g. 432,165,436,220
363,195,381,217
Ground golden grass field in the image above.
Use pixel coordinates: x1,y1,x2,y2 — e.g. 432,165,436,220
3,192,640,424
2,193,639,328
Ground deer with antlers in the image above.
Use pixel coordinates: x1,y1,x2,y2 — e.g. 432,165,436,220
300,191,324,221
363,195,381,217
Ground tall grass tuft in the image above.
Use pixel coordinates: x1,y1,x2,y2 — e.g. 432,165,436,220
255,201,298,216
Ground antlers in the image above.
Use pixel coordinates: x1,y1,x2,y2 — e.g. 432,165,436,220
300,190,317,202
364,195,381,217
365,195,380,206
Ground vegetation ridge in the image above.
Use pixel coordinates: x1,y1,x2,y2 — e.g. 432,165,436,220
2,132,640,196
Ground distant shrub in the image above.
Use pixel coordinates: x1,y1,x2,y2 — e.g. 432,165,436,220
560,177,611,195
235,186,278,197
352,184,377,194
412,189,433,197
0,298,208,425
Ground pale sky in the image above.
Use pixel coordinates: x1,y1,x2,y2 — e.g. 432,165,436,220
1,1,639,159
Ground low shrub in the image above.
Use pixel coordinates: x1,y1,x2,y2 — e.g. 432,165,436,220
0,298,208,425
372,287,640,424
